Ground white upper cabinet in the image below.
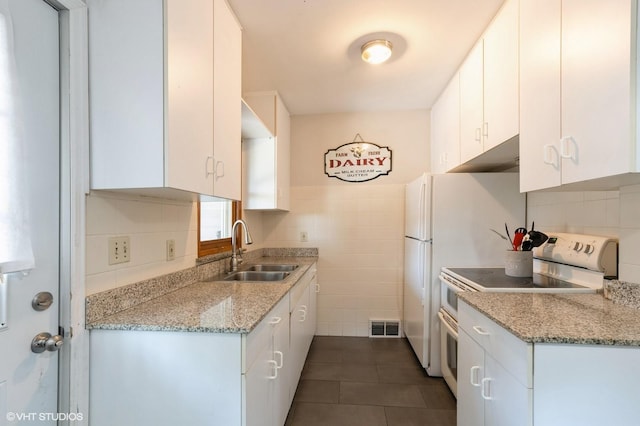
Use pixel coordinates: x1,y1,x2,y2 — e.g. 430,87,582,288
88,0,242,200
242,92,291,211
561,0,632,185
431,72,461,174
482,0,519,152
520,0,637,192
519,0,562,192
459,0,519,165
212,0,242,200
459,41,484,164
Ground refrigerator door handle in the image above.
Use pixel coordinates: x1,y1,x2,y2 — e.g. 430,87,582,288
419,181,426,239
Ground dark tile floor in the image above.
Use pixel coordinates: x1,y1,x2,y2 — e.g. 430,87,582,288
285,336,456,426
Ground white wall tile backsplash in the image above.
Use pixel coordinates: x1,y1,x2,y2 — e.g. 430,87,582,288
527,190,620,237
262,185,405,337
619,184,640,282
85,191,197,295
528,186,640,282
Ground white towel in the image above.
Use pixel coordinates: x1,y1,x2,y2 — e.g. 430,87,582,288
0,0,34,274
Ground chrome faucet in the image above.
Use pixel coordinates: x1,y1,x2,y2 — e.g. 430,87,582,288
230,219,253,271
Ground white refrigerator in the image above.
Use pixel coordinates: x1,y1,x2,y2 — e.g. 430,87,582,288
403,173,525,376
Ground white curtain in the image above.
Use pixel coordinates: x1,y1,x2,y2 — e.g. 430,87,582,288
0,0,34,275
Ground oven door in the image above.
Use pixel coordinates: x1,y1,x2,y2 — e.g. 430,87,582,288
439,272,475,319
438,308,458,397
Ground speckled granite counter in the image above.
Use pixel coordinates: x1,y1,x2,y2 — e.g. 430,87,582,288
458,292,640,346
86,254,317,333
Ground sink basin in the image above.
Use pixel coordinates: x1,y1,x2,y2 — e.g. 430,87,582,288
247,264,299,272
223,271,290,282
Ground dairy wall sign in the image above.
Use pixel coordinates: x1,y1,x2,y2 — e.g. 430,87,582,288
324,136,392,183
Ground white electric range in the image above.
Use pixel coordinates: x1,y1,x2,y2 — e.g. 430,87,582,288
437,232,618,397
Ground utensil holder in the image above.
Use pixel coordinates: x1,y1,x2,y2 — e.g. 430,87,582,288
505,250,533,277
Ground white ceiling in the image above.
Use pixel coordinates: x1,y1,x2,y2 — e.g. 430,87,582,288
228,0,506,116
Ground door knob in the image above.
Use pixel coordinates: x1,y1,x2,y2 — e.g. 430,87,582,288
31,332,64,353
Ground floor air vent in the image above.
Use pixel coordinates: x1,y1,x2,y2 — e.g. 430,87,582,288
369,320,401,338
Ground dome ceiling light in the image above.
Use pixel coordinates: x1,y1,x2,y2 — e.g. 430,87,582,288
361,39,393,64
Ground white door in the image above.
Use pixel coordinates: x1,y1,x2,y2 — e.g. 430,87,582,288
0,0,61,423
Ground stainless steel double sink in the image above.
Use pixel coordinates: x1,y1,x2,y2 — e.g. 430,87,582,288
223,264,299,282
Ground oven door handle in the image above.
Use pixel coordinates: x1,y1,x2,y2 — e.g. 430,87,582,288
438,310,458,338
439,273,475,293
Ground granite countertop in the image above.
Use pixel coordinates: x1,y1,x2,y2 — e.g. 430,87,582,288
86,256,317,334
458,292,640,346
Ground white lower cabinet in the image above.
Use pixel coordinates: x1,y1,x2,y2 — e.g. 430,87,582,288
458,303,531,426
89,263,318,426
459,301,640,426
244,295,289,426
288,264,318,403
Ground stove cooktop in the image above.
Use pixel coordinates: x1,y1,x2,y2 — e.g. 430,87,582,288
444,267,592,291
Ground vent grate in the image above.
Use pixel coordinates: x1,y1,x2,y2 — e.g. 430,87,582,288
369,319,401,338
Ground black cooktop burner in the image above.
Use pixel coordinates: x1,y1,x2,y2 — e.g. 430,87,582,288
446,267,589,290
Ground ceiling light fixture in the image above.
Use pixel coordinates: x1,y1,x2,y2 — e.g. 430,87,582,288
361,39,393,64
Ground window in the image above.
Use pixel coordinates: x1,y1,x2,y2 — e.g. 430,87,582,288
197,199,240,257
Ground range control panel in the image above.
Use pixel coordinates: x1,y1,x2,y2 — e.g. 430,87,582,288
533,232,618,276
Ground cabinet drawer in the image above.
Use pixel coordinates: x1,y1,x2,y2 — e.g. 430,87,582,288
459,300,533,387
244,295,289,373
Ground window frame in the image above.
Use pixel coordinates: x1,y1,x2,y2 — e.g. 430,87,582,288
197,200,241,257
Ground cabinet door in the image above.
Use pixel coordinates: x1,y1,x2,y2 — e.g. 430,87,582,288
88,0,165,190
457,329,485,426
519,0,562,192
484,354,531,426
289,284,310,402
431,73,460,174
272,310,290,426
244,338,274,426
307,266,318,344
483,0,519,151
212,0,242,200
165,0,214,195
275,95,291,210
459,41,484,164
561,0,632,184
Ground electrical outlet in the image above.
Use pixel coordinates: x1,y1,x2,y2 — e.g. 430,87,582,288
300,231,308,242
108,236,130,265
166,239,176,261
